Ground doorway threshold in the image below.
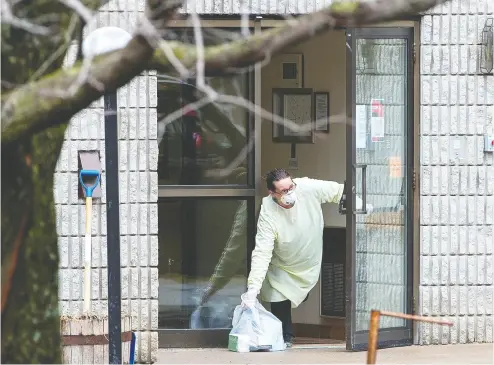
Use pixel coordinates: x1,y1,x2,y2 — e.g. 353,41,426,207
292,344,346,350
292,337,345,350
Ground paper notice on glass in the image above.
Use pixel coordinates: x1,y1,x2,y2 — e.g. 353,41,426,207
389,156,402,178
356,105,367,149
370,98,385,142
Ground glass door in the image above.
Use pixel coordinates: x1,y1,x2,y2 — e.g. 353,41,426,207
345,27,414,350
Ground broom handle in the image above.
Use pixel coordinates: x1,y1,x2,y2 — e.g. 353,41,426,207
84,196,93,314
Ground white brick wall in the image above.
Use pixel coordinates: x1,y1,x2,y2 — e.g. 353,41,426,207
419,0,493,344
56,3,159,362
176,0,334,14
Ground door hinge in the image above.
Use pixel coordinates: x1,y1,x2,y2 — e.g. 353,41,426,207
412,169,417,190
412,296,416,314
413,43,417,65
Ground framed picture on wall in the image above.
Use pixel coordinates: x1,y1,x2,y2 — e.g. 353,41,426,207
272,88,314,143
314,91,330,133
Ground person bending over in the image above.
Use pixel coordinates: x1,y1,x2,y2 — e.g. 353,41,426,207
241,168,372,348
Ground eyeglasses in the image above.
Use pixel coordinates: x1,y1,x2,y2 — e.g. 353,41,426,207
275,182,297,195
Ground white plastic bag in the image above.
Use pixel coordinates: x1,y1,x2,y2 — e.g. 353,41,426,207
228,299,285,352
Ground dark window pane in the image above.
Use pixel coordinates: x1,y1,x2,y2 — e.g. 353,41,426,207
157,74,250,186
158,199,248,329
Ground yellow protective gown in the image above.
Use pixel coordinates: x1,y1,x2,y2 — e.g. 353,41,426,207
247,177,344,308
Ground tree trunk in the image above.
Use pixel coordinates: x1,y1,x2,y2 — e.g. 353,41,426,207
1,123,67,363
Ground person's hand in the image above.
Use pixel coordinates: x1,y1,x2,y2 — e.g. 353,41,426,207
199,284,214,306
355,196,374,214
241,288,258,308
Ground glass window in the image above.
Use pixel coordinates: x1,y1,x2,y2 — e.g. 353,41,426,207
158,198,249,329
157,74,251,186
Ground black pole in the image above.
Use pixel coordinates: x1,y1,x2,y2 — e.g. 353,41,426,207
104,92,122,364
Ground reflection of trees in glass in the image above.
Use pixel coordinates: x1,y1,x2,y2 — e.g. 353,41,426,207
157,75,249,185
188,199,249,329
202,200,248,304
357,39,377,72
158,197,248,329
207,77,248,137
355,39,407,212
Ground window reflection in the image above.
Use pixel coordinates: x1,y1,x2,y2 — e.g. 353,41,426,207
157,75,250,186
158,198,248,329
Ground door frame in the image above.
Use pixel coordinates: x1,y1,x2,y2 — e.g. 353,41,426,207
345,26,415,351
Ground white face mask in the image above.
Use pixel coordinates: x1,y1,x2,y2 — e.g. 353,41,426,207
280,191,297,206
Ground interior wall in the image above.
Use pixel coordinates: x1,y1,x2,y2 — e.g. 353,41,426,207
260,29,347,325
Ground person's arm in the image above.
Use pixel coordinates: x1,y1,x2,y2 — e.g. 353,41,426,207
299,177,344,204
246,204,276,294
300,177,372,211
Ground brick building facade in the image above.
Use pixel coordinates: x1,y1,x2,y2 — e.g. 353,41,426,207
56,0,493,362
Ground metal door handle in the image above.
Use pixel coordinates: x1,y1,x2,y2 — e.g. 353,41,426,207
354,164,367,214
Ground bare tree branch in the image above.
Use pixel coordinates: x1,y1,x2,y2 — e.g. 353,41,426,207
1,0,114,91
151,0,439,74
30,14,80,81
1,35,153,143
0,0,52,35
58,0,94,24
1,0,446,143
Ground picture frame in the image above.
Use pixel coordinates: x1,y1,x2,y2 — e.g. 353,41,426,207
314,91,330,133
272,88,314,144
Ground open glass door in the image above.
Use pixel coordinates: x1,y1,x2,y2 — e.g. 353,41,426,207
345,27,414,350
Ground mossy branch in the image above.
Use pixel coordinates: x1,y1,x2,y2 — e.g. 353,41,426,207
1,34,155,144
1,0,446,143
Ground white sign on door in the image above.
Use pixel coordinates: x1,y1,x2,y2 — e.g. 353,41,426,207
370,98,385,142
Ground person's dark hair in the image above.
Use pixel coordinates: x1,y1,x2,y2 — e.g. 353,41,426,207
264,168,291,192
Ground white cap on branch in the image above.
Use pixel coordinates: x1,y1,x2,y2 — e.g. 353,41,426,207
82,26,132,58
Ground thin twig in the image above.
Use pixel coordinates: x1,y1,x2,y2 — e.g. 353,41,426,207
59,0,94,24
0,0,51,35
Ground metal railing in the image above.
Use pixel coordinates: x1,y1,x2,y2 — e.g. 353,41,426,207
366,310,454,364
